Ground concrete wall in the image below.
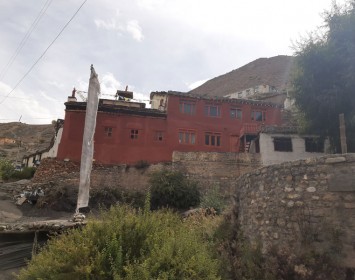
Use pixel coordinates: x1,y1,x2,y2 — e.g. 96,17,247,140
259,133,328,165
234,154,355,268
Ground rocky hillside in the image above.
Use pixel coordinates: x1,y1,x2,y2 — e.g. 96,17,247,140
189,55,294,97
0,122,54,163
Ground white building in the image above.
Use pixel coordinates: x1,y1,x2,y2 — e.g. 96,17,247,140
256,126,329,166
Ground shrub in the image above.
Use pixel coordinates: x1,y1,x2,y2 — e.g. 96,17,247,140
17,205,221,279
89,187,145,209
200,185,226,214
0,159,15,180
149,170,200,210
12,167,36,180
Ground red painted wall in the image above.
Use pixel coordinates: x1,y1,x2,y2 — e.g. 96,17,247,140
57,96,282,164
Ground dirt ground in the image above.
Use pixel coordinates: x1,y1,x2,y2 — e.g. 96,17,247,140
0,180,75,279
0,180,73,224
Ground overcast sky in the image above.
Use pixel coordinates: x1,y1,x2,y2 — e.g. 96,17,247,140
0,0,346,124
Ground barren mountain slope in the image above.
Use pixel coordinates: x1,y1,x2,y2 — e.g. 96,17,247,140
189,55,294,97
0,122,54,162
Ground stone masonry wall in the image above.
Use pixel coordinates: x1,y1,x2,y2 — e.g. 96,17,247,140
32,158,167,192
172,151,261,195
234,154,355,268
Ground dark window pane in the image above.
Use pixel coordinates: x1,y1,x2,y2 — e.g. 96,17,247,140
274,137,292,152
211,135,215,145
205,134,210,145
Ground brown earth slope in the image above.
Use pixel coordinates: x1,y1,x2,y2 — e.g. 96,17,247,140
0,122,54,162
189,55,294,97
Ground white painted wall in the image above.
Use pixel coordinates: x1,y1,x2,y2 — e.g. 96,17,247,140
44,127,63,159
22,127,63,167
259,133,328,166
150,93,168,111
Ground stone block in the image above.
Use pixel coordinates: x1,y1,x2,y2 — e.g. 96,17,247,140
325,157,346,164
344,203,355,209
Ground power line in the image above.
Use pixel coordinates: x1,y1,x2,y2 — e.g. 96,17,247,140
0,0,88,106
0,0,53,81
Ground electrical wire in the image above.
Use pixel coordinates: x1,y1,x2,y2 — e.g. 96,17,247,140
0,0,88,106
0,0,53,81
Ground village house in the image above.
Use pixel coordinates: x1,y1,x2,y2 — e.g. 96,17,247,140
55,91,283,165
245,125,329,165
22,120,64,167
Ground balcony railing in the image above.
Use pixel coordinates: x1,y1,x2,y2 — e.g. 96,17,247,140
240,123,262,136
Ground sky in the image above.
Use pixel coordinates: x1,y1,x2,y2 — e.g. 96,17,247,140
0,0,347,124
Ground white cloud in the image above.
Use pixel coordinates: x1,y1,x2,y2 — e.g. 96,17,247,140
126,20,144,42
100,72,122,96
0,82,60,124
47,80,65,89
94,17,144,42
94,18,122,31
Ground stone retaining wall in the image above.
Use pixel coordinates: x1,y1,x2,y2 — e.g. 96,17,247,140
172,151,261,194
32,158,168,192
234,154,355,268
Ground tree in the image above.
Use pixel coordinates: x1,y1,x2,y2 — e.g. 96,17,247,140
149,170,200,210
292,0,355,152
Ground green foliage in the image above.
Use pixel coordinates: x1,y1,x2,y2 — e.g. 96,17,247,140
12,167,36,180
200,185,226,214
0,158,15,180
17,205,221,280
0,159,36,181
89,187,145,209
292,1,355,152
149,170,200,210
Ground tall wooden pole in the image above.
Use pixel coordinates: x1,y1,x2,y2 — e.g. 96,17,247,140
339,113,347,154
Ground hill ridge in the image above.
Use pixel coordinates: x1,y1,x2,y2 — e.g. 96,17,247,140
189,55,294,97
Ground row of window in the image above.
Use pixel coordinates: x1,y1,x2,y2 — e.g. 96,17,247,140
179,101,265,121
104,127,221,147
104,128,324,152
273,137,324,153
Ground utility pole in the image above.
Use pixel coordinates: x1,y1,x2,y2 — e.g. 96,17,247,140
339,113,347,154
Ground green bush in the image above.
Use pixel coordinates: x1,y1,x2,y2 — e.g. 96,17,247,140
17,205,221,279
149,170,200,210
200,185,226,214
90,187,146,209
12,167,36,180
0,159,15,180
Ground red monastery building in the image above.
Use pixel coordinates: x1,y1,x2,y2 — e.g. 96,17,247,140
56,91,283,165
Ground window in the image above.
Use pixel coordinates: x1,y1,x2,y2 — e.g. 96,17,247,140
179,100,196,115
130,129,139,139
230,108,242,120
204,105,221,117
251,110,266,122
104,127,113,137
205,132,221,147
305,138,324,153
154,131,164,141
178,130,196,144
273,137,292,152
